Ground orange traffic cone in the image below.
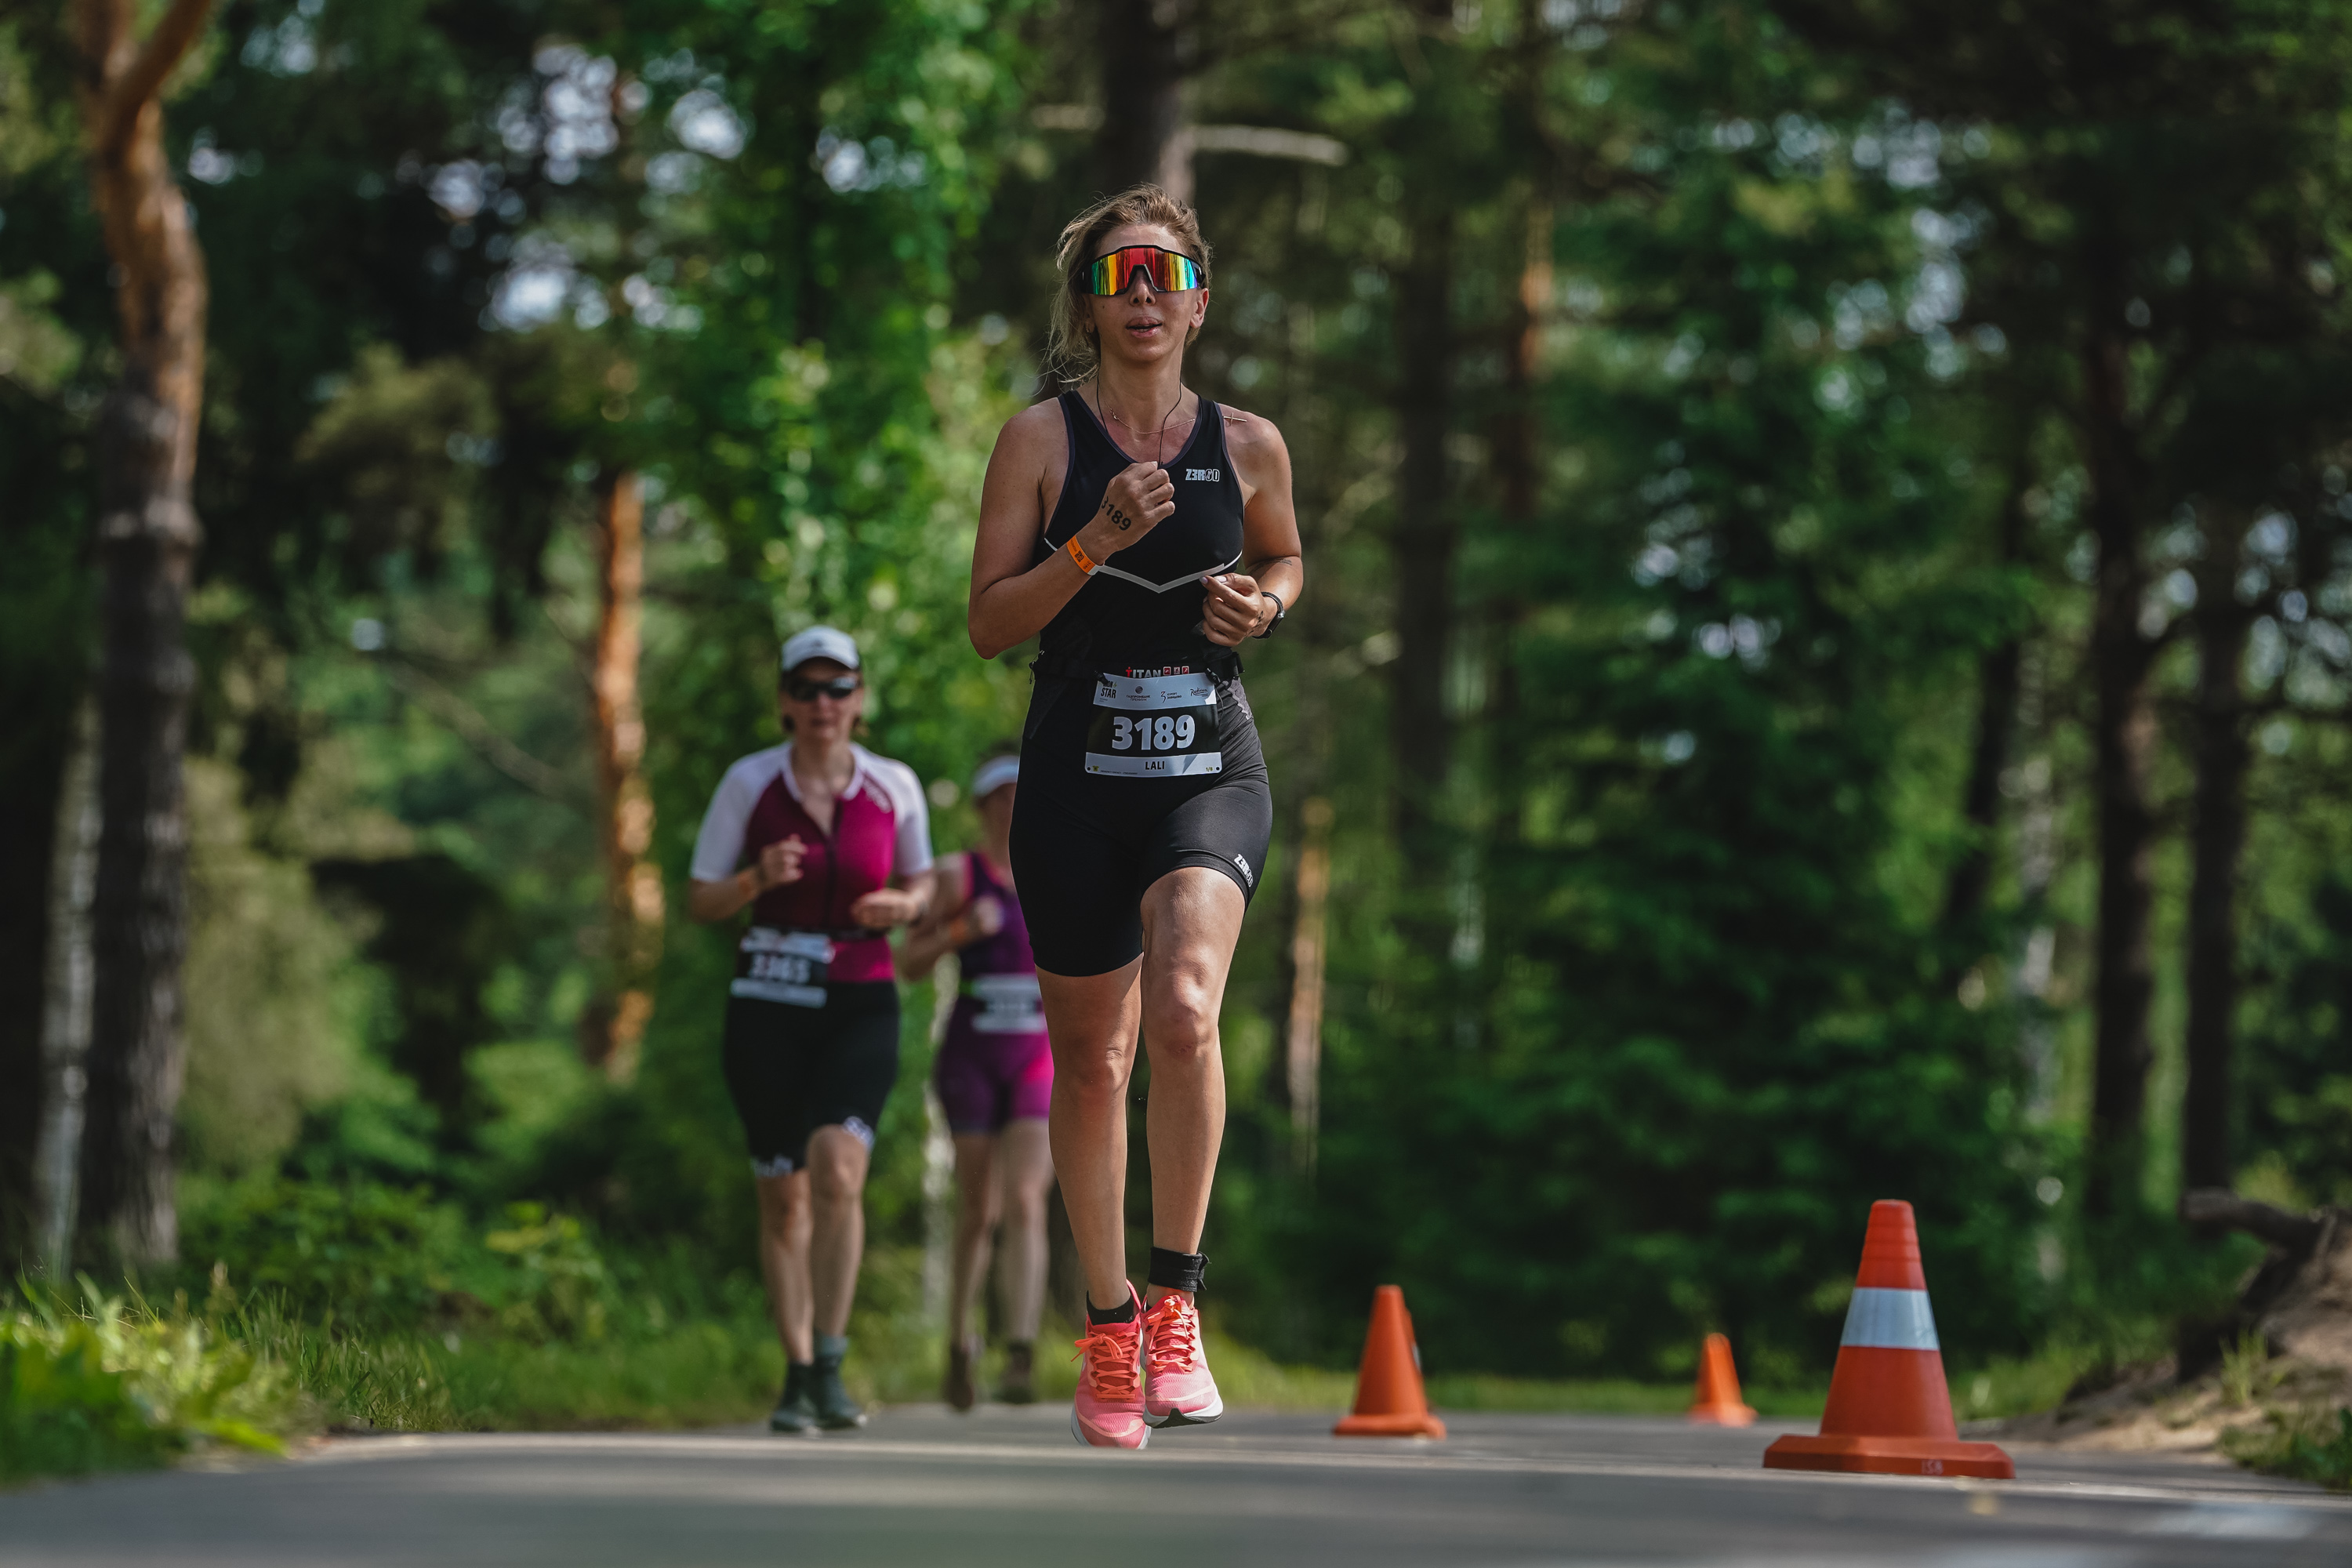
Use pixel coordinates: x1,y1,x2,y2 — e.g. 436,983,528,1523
1334,1285,1447,1439
1762,1200,2013,1479
1687,1333,1756,1425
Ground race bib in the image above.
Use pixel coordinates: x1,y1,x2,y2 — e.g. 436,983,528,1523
1086,670,1223,779
731,927,833,1008
966,973,1046,1035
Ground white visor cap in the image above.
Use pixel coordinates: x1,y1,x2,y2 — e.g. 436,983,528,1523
971,755,1020,799
781,625,861,675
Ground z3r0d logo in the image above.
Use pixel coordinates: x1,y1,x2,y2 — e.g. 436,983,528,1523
1184,467,1221,483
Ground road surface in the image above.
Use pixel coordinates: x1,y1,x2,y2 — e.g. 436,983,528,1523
4,1406,2347,1565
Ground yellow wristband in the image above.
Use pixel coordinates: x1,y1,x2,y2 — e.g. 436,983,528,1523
1065,535,1099,576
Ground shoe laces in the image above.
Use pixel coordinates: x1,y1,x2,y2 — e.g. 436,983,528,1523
1072,1321,1141,1402
1143,1293,1200,1374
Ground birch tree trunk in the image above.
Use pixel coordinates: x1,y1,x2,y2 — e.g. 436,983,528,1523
71,0,216,1269
34,695,102,1279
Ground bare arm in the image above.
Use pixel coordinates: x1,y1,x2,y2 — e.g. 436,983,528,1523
685,837,804,924
895,854,980,978
1200,409,1305,646
968,404,1178,659
849,866,936,934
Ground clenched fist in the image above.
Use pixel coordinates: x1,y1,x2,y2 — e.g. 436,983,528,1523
753,836,805,891
1080,461,1176,561
1201,572,1269,647
850,887,925,929
966,894,1006,938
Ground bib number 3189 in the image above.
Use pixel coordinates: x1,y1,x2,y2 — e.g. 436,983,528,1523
1086,670,1223,778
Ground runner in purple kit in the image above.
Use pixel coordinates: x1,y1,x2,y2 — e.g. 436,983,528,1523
898,750,1056,1410
686,626,935,1435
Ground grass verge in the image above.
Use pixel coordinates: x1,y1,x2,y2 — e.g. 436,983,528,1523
2,1284,302,1485
2221,1406,2352,1490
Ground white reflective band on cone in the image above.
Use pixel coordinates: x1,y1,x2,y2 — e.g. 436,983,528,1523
1838,1287,1941,1351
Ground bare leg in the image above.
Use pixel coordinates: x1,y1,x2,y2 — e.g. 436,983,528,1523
804,1125,872,1338
754,1171,815,1364
947,1131,1000,1345
1138,867,1245,1307
1039,959,1143,1312
994,1117,1056,1341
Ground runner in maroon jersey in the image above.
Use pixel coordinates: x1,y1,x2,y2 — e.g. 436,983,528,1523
687,626,935,1434
898,750,1055,1409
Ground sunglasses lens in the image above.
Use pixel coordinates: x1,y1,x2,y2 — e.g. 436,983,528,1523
1150,251,1202,291
1084,247,1200,295
791,678,857,700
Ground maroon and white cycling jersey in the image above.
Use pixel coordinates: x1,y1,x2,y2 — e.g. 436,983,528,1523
691,742,932,987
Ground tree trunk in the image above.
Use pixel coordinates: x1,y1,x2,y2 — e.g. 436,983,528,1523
2082,319,2157,1218
1391,204,1457,905
581,470,663,1080
72,0,216,1269
1094,0,1197,197
1943,456,2033,936
34,695,102,1280
2183,515,2253,1194
1283,797,1334,1171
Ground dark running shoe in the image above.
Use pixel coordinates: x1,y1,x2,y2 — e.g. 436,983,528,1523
996,1341,1036,1405
813,1351,867,1430
946,1334,981,1413
770,1363,818,1435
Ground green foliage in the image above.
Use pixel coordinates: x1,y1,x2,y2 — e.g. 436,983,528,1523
480,1205,609,1344
2241,874,2352,1204
0,1286,301,1484
180,1179,464,1331
13,0,2352,1430
2223,1406,2352,1491
2220,1330,2282,1408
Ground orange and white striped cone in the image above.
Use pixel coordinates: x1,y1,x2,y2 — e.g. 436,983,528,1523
1762,1200,2013,1479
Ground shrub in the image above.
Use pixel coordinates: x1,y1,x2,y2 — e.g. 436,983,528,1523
2223,1406,2352,1491
1,1286,302,1483
180,1178,463,1330
478,1204,611,1344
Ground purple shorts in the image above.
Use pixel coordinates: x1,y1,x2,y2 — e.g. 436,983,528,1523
935,998,1054,1134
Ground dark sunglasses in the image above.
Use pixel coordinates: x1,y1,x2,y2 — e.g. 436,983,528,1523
1080,245,1204,296
786,675,861,702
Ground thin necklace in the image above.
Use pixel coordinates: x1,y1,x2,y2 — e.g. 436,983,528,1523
1095,381,1191,466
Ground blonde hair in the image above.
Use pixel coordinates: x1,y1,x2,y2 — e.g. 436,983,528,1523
1043,184,1213,390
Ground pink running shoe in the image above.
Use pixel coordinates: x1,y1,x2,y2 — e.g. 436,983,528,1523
1143,1290,1222,1428
1070,1284,1149,1449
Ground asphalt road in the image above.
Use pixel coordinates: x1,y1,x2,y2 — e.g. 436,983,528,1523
5,1407,2348,1566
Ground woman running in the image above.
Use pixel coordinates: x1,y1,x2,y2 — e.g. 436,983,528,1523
968,185,1305,1448
897,750,1055,1410
686,626,935,1435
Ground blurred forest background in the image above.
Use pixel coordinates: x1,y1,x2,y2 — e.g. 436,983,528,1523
5,0,2352,1440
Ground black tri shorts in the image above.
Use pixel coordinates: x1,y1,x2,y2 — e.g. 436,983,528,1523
720,980,900,1177
1009,672,1274,978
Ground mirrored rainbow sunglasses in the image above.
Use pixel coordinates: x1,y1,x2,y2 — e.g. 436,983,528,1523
1080,245,1205,296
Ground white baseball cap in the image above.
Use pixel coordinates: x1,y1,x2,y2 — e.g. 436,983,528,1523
971,754,1020,799
780,625,861,674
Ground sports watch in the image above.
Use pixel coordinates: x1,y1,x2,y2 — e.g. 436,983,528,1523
1254,590,1286,638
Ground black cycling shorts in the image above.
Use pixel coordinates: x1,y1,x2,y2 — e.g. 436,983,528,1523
720,980,900,1177
1009,676,1273,978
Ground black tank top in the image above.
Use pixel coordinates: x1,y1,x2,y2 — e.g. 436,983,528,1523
1033,390,1245,672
